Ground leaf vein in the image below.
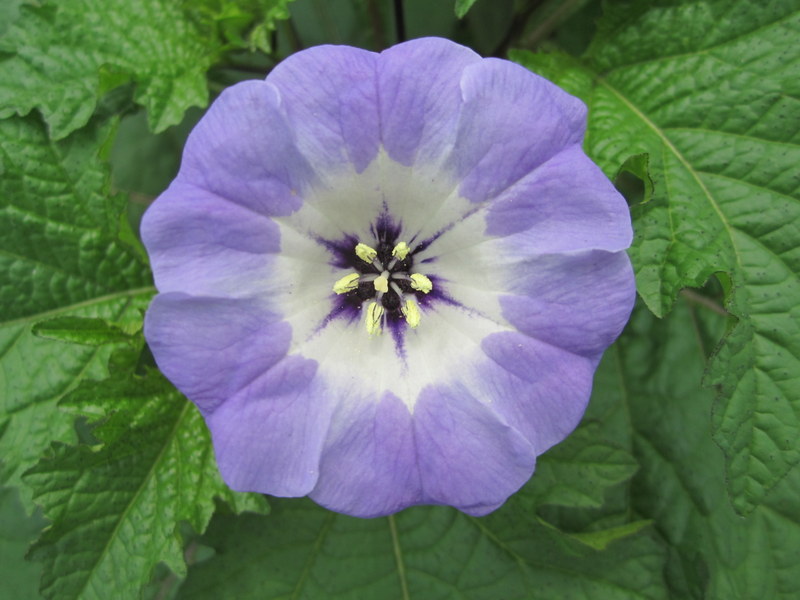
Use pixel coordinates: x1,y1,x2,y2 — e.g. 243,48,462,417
70,402,191,600
599,10,799,74
289,511,335,600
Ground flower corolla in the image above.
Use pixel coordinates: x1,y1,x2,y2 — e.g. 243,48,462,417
142,37,635,517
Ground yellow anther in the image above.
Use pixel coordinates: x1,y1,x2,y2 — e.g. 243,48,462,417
374,274,389,293
410,273,433,294
366,301,384,335
402,298,421,328
392,242,410,260
355,243,378,263
332,273,360,294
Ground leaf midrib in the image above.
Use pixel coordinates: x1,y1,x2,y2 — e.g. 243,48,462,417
288,511,336,600
595,76,742,274
68,401,191,600
1,286,155,329
388,514,410,600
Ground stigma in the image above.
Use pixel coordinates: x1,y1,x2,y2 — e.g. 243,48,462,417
332,240,433,335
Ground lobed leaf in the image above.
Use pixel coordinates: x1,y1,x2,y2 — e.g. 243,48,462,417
620,300,800,599
513,0,800,514
25,368,268,600
0,1,218,139
0,114,152,506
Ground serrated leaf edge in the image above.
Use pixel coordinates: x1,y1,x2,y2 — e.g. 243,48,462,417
28,401,192,599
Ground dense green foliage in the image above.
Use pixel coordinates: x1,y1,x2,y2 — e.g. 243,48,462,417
512,0,800,514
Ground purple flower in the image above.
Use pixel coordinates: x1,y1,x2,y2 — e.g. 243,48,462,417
142,37,635,517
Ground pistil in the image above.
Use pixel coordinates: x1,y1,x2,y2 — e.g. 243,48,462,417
373,272,390,293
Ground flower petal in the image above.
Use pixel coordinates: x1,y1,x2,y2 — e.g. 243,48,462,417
485,144,634,252
310,392,422,517
376,37,480,167
311,370,540,517
142,181,280,298
144,294,290,414
479,331,597,454
266,45,380,174
179,80,312,215
206,355,333,497
500,251,636,358
414,385,537,514
451,58,587,203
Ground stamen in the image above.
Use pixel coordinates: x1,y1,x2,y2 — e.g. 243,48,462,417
392,242,410,260
355,243,378,263
374,273,389,293
410,273,433,294
332,238,434,334
402,298,421,328
366,301,383,335
332,273,360,294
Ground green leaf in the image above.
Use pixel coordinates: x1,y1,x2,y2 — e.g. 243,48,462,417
110,109,202,199
187,0,297,54
0,114,152,506
0,485,45,599
32,317,133,346
565,520,654,552
512,0,800,514
616,153,654,204
177,498,666,600
527,422,639,509
0,1,219,139
0,0,24,37
616,299,800,599
24,368,268,600
522,333,644,540
454,0,479,19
